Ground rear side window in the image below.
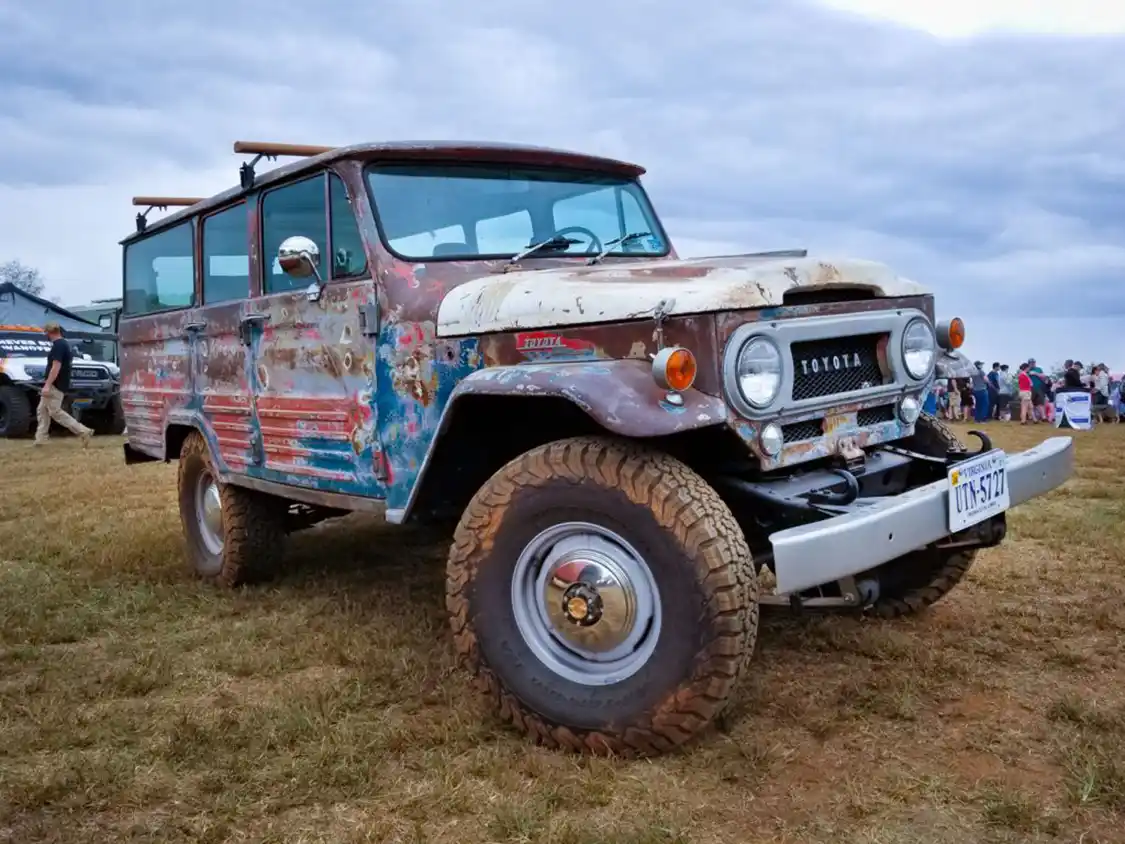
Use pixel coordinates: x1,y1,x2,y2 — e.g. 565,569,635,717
123,221,195,315
261,176,327,294
202,203,250,304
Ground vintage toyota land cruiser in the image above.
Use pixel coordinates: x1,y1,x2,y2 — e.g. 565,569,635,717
118,140,1074,756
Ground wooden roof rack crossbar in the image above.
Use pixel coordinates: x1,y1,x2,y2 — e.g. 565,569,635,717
233,140,335,190
132,196,205,234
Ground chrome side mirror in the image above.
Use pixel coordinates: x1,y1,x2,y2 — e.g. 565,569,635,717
278,235,326,302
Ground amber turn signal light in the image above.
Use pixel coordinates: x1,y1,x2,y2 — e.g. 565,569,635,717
936,317,965,351
652,346,697,392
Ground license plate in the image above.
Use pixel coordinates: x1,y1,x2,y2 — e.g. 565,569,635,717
72,399,92,408
823,412,857,436
948,449,1010,532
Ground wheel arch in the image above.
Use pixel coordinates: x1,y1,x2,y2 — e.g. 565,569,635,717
392,360,734,525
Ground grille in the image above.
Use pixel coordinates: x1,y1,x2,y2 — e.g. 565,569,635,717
72,366,108,381
790,333,886,401
857,404,896,426
782,420,823,443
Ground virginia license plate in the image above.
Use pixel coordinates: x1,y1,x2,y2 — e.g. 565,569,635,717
948,449,1010,532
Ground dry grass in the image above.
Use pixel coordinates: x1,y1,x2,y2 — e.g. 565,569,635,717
1,422,1123,844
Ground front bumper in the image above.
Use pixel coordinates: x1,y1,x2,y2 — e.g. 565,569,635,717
30,380,119,412
769,436,1075,595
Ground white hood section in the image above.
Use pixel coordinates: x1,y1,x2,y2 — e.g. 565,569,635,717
436,254,929,337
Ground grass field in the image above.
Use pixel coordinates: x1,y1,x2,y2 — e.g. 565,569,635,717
1,422,1123,844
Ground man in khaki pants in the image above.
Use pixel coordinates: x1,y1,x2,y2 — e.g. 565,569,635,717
35,322,93,446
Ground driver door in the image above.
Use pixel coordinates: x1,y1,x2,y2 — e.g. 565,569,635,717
246,169,385,497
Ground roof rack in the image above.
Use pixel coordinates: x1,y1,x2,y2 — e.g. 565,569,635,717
132,196,205,233
233,140,334,190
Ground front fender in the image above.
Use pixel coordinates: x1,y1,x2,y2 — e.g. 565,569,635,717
452,359,729,436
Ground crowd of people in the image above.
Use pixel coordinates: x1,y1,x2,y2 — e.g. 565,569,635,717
923,359,1120,425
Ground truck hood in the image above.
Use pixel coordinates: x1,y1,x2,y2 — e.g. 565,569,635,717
435,253,929,337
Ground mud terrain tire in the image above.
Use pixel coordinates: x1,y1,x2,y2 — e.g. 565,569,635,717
862,412,976,619
0,385,33,438
446,435,759,757
177,431,285,587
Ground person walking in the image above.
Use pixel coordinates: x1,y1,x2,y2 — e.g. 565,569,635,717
34,322,93,447
986,362,1002,419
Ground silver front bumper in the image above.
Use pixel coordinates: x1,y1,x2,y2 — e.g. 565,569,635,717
769,436,1075,595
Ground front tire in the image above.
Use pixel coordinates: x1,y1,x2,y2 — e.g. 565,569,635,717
0,386,33,438
861,413,976,618
446,436,759,757
177,431,286,587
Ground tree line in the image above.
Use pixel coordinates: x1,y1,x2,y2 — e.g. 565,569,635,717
0,259,48,298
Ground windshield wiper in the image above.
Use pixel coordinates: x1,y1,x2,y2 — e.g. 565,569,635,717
502,235,582,272
586,231,653,265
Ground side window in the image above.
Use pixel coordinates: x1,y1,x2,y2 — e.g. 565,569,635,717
261,175,327,294
476,211,533,255
329,174,367,278
201,203,250,304
123,221,195,315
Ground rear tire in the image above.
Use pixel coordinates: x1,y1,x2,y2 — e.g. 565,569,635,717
446,435,759,757
177,431,286,587
0,386,33,438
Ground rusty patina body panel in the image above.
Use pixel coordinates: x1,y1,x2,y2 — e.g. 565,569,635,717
118,140,944,523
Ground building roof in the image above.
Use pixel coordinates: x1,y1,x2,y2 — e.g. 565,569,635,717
121,140,648,245
0,282,107,335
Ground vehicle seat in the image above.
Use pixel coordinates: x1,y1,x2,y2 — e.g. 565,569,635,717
432,242,470,257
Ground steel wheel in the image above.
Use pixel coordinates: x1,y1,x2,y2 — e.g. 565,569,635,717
510,520,662,686
194,469,224,557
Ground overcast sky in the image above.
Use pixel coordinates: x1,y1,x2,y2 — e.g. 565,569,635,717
1,0,1123,368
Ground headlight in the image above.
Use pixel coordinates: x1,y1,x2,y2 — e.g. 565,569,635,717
736,337,783,408
902,319,936,380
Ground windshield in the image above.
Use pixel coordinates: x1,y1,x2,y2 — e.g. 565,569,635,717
366,164,669,261
0,332,52,358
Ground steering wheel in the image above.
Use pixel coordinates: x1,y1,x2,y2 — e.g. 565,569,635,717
552,225,603,255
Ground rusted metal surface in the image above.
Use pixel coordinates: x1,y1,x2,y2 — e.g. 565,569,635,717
436,257,930,337
455,360,728,435
730,394,914,472
713,295,934,344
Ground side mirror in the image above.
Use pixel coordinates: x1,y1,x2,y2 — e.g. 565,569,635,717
98,314,112,329
278,235,326,302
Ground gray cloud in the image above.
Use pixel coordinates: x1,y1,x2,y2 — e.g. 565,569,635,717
0,0,1122,333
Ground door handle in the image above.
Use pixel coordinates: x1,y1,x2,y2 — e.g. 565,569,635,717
238,312,270,345
182,321,207,338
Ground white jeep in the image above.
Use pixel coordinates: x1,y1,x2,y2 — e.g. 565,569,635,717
0,327,124,438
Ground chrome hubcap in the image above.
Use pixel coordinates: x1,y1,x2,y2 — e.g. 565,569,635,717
511,521,661,686
195,471,224,556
